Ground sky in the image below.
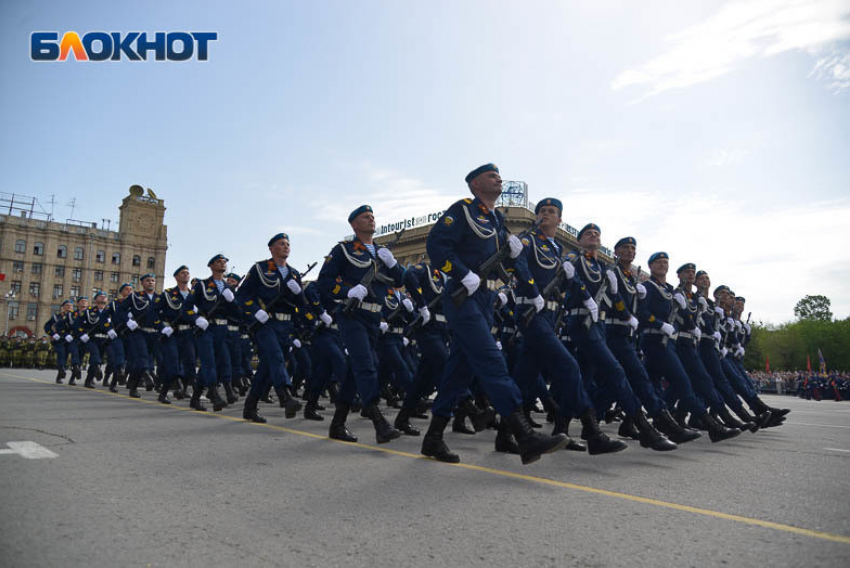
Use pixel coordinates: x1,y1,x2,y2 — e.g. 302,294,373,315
1,0,849,325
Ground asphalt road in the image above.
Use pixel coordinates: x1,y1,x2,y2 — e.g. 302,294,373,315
1,369,849,567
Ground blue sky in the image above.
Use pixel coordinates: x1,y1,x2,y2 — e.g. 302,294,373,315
2,0,849,324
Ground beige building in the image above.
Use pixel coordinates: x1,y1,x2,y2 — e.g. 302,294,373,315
0,187,168,337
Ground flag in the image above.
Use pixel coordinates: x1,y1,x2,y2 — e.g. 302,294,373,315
818,348,827,376
765,355,770,373
807,354,812,373
0,273,5,281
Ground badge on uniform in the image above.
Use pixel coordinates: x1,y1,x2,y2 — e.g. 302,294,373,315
443,215,454,226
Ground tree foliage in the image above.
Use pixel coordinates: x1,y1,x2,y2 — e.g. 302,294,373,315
793,295,833,322
744,317,850,372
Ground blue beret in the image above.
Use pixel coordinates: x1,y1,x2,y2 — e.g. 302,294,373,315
76,295,88,301
535,198,562,215
648,252,669,265
465,163,499,184
735,296,745,302
119,282,133,293
173,265,189,277
61,299,72,306
577,223,601,240
348,205,373,224
695,270,707,279
676,263,696,273
94,290,107,298
207,254,228,267
713,285,730,296
267,233,290,247
225,272,241,282
614,236,636,249
140,272,156,281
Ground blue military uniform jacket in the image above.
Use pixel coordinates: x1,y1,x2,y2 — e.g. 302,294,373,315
184,277,235,323
607,264,641,338
123,291,163,331
159,287,191,327
74,307,108,337
564,251,621,334
102,297,129,336
638,277,676,334
235,259,307,321
403,262,446,315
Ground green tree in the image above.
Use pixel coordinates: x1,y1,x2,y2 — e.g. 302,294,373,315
793,295,832,322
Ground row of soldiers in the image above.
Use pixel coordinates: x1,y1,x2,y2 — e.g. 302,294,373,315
43,162,791,466
0,335,53,368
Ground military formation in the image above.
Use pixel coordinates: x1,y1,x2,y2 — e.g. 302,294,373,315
25,163,791,466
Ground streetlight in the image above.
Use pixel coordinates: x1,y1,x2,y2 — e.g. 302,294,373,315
4,290,16,336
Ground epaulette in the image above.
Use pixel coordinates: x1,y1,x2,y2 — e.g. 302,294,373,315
566,251,578,261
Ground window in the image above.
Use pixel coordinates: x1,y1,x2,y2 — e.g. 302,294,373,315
147,257,156,269
31,263,43,275
14,240,26,253
132,255,141,267
96,250,105,263
109,288,117,297
53,284,63,299
33,242,44,256
72,268,82,282
29,282,40,298
131,275,140,285
110,272,119,283
57,245,67,259
51,304,61,315
94,270,103,281
112,252,121,265
13,261,24,273
10,281,22,295
8,301,19,320
27,303,37,321
55,266,65,278
70,286,80,298
74,247,84,261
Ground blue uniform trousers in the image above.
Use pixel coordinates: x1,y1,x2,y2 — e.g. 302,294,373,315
402,325,448,409
86,338,105,366
606,334,667,417
698,340,745,412
196,324,232,388
515,310,592,418
642,336,707,415
431,288,522,419
53,341,67,371
159,335,179,386
378,334,413,394
675,339,725,413
240,335,254,379
309,329,347,398
106,337,126,368
248,319,293,397
721,358,757,402
176,330,198,385
226,329,243,379
336,313,381,407
126,330,154,373
67,340,81,366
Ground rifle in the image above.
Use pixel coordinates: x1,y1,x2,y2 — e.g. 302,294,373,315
520,262,564,327
450,220,541,308
246,265,315,334
302,262,318,279
404,292,444,339
342,228,407,316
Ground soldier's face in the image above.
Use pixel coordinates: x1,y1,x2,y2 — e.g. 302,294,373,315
650,258,669,279
579,228,601,250
678,268,696,286
536,205,561,231
77,299,88,310
211,259,228,273
121,287,133,298
351,212,376,235
696,274,710,291
95,297,107,309
734,300,744,316
62,304,72,313
470,171,503,200
269,238,290,259
226,277,238,288
616,243,635,264
175,269,190,285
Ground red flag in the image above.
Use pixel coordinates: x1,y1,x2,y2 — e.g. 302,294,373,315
807,354,812,373
765,355,770,373
0,273,5,281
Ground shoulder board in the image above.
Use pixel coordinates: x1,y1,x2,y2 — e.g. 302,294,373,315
566,252,578,261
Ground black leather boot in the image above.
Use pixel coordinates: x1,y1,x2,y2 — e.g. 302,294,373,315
223,382,239,404
55,368,66,384
108,370,121,393
242,391,266,423
552,415,586,452
127,372,141,398
394,406,420,436
719,407,752,432
506,408,568,465
117,367,127,386
327,382,339,404
462,398,495,432
617,416,641,440
69,364,81,386
421,415,459,463
452,406,475,434
208,384,228,412
579,409,628,455
83,368,96,389
653,409,701,443
494,419,520,455
523,402,543,429
751,397,788,427
274,385,301,418
365,403,401,444
189,381,207,411
687,413,709,431
329,404,357,442
734,405,770,432
303,394,324,421
157,383,171,404
633,411,677,451
703,412,742,443
142,370,155,391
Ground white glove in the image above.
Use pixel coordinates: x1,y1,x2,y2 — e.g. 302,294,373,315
660,322,675,337
52,334,60,341
107,329,118,340
253,310,268,325
380,321,389,333
636,283,647,300
419,307,431,325
495,340,503,351
65,334,73,342
561,260,575,280
460,272,480,296
347,284,368,301
319,312,333,326
507,235,523,259
403,337,410,347
126,320,139,331
127,312,134,320
714,307,724,317
736,346,745,358
531,295,544,313
221,288,235,303
402,298,414,312
743,323,751,334
606,270,618,295
721,347,728,358
496,292,508,308
377,247,397,269
161,326,173,337
195,315,210,329
697,296,708,311
628,316,639,331
693,327,702,341
713,331,722,342
80,334,90,343
673,293,686,309
286,279,302,295
735,320,742,331
726,317,735,329
582,297,599,322
293,339,302,348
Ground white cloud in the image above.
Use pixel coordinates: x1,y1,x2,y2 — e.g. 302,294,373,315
810,49,850,93
612,0,850,98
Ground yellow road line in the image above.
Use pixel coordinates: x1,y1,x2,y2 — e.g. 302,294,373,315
3,370,850,546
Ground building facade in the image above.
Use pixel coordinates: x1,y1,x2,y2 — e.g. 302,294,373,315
0,188,167,337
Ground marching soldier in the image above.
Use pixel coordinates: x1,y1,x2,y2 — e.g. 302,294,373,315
103,283,133,392
123,274,162,398
76,291,110,389
44,300,74,383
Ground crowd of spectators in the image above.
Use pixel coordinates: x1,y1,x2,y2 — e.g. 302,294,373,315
749,370,849,401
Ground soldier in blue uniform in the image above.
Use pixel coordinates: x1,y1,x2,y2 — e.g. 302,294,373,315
44,300,73,383
317,206,405,444
102,283,132,392
420,164,567,464
158,272,197,405
236,235,311,423
639,253,740,442
169,266,201,401
223,272,244,405
62,296,88,385
302,281,342,421
377,288,416,411
76,292,110,389
123,273,163,399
